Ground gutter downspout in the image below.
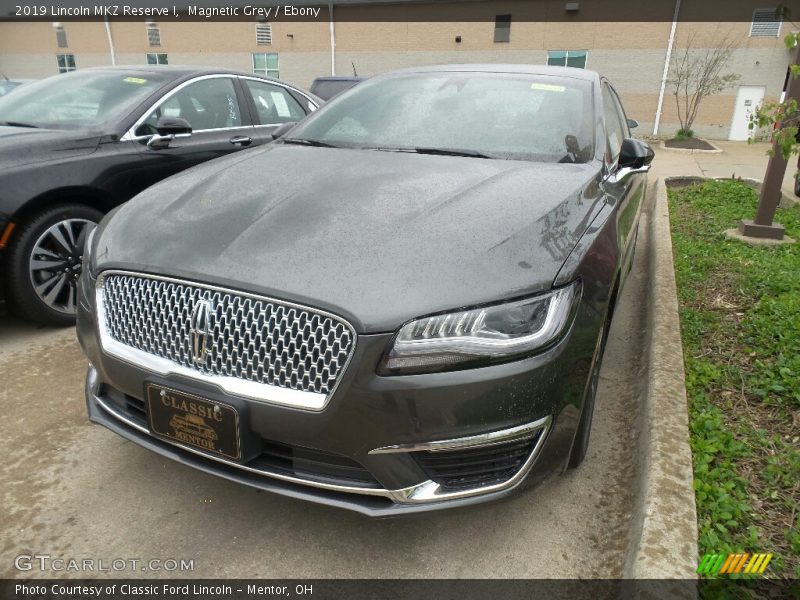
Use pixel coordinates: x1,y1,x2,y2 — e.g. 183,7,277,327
104,17,116,65
654,0,681,135
328,2,336,76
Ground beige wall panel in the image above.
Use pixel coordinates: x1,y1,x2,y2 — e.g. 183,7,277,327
272,21,332,52
53,22,109,53
0,52,62,78
274,53,334,88
107,20,331,54
0,21,108,53
71,52,115,68
609,92,659,126
672,21,788,50
333,19,672,52
334,1,674,31
581,49,669,92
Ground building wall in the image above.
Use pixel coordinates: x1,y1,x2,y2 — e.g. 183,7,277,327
0,0,792,139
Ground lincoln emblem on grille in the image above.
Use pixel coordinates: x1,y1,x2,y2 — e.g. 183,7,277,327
190,299,213,364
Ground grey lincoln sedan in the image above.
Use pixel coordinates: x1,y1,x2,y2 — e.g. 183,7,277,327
76,65,653,515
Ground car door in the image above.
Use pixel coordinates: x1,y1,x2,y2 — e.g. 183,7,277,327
239,77,314,145
600,81,645,279
121,75,255,197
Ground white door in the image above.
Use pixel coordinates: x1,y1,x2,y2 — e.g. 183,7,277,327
729,85,766,141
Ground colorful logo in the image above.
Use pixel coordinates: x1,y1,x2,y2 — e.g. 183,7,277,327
697,553,773,575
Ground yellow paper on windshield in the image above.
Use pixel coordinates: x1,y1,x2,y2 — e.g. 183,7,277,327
531,83,565,92
124,77,147,84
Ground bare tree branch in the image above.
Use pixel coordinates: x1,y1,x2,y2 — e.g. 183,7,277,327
667,34,740,136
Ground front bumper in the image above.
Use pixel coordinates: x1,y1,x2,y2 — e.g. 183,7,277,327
77,277,599,516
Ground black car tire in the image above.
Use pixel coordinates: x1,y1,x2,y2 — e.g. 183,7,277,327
794,174,800,197
3,203,103,326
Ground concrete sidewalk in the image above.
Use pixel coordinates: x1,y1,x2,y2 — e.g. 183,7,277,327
651,140,798,202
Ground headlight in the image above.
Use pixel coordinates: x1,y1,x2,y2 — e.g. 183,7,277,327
378,281,581,375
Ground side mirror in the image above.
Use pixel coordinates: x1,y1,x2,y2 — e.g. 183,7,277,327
627,118,639,129
609,138,654,184
618,138,654,169
271,122,297,140
147,116,192,148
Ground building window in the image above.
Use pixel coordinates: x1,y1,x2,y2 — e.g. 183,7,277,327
146,53,168,65
494,14,511,43
253,53,279,78
547,50,588,69
256,21,272,45
55,26,68,48
147,22,161,46
56,54,76,73
749,8,781,37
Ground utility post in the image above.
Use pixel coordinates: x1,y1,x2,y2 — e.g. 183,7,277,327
739,40,800,240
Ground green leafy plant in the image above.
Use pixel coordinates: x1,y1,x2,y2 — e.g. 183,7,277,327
668,180,800,581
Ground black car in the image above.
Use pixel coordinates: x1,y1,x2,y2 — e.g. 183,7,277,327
77,65,652,515
0,66,320,325
309,76,363,100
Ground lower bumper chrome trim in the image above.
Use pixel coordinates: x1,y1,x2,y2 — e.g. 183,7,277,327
368,417,551,454
87,365,550,505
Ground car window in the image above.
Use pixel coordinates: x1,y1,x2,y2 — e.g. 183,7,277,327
602,83,626,164
0,71,168,129
137,77,242,136
290,73,595,163
243,79,306,125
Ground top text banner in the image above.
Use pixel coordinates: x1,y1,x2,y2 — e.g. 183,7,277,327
1,0,799,22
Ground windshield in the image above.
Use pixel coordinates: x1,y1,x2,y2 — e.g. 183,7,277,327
289,72,595,162
0,70,170,129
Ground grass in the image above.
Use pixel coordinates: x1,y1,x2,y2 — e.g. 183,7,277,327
668,180,800,581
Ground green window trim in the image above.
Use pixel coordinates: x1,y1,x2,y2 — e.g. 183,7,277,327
252,52,279,79
56,53,76,73
547,50,588,69
146,53,169,65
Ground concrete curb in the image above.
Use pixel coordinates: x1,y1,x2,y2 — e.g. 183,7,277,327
659,140,723,154
624,179,698,586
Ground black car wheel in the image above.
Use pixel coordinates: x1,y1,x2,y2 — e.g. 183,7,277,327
795,174,800,197
3,204,101,326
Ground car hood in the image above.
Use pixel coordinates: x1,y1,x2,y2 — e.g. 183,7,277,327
97,145,603,333
0,126,101,170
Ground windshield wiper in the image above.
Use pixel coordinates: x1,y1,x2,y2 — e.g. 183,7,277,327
281,138,337,148
1,121,39,128
411,147,496,159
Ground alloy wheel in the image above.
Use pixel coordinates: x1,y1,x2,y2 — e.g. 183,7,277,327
28,218,95,315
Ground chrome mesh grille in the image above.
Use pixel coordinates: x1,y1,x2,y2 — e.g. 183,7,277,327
100,273,355,396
